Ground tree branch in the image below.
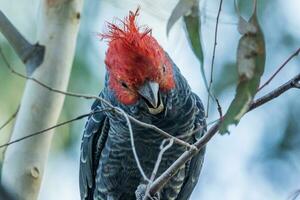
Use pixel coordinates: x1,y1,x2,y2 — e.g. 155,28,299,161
0,105,19,131
0,10,44,75
258,47,300,91
148,73,300,195
289,189,300,200
250,73,300,110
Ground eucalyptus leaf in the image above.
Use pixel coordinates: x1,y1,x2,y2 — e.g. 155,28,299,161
166,0,198,36
167,0,208,90
219,0,265,134
238,16,257,35
183,2,208,90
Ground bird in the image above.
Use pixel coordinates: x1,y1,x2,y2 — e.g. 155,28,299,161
79,8,206,200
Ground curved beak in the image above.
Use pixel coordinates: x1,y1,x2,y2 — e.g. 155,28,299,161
138,81,159,108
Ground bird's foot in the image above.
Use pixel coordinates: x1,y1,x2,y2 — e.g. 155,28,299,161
135,184,160,200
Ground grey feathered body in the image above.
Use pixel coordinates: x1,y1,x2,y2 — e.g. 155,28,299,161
80,64,206,200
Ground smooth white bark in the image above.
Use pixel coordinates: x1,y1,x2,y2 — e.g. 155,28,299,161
1,0,83,199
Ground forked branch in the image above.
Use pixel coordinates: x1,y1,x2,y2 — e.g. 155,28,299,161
0,11,44,75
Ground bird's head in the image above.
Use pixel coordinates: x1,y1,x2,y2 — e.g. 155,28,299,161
100,8,175,114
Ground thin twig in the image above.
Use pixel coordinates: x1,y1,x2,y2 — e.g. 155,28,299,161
151,139,174,181
207,118,221,126
127,115,196,150
215,96,223,119
143,139,174,200
0,110,108,149
148,73,300,195
177,123,205,140
206,0,223,117
258,47,300,92
0,105,19,131
115,107,150,182
176,117,220,140
289,189,300,200
0,47,101,102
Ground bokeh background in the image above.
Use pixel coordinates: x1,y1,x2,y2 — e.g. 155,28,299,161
0,0,299,199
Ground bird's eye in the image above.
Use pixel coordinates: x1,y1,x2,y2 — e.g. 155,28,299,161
162,65,166,73
121,81,128,88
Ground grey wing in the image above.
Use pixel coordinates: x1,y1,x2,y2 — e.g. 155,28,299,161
176,93,206,200
79,98,110,200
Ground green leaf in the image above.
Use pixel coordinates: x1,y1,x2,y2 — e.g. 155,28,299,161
167,0,208,90
235,0,257,35
166,0,198,36
183,3,208,90
183,5,203,62
213,62,238,96
219,0,265,134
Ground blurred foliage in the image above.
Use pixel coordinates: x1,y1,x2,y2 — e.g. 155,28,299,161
254,101,300,191
212,62,237,96
236,0,267,17
260,101,300,163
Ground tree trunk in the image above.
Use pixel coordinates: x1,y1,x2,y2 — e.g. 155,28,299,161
1,0,83,199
